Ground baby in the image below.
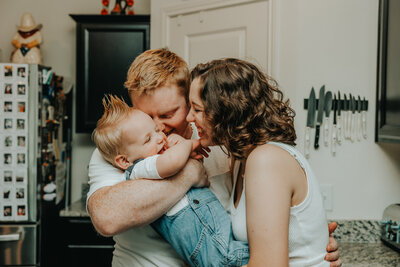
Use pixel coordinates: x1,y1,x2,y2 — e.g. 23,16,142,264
93,95,249,267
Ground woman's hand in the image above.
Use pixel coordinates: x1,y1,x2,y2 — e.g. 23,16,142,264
190,140,210,159
325,222,342,267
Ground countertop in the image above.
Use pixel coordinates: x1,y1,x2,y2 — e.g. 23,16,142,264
60,200,400,266
60,199,89,217
339,242,400,266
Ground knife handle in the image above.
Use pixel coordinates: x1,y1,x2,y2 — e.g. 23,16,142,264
357,113,361,141
332,125,337,155
314,124,320,149
362,111,367,139
305,126,311,158
347,112,352,139
351,113,356,142
337,116,342,144
323,117,329,146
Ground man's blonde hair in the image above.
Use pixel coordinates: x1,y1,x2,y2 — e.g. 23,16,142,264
124,48,190,101
92,95,132,165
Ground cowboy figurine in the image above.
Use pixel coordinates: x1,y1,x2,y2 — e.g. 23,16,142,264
11,13,43,64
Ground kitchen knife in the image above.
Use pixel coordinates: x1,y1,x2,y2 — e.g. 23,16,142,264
362,97,367,139
337,91,342,144
332,94,337,155
343,94,349,139
350,95,356,142
357,96,362,141
314,85,325,149
305,87,316,158
323,91,333,146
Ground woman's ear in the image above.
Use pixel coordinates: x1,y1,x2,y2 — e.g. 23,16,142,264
114,155,130,170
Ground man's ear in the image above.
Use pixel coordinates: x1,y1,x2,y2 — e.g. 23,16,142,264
114,155,131,170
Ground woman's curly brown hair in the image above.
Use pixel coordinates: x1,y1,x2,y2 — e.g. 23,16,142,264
191,58,296,160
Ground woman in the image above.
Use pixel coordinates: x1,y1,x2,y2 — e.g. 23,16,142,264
187,58,330,266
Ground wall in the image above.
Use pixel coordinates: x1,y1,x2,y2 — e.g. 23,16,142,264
0,0,150,203
273,0,400,219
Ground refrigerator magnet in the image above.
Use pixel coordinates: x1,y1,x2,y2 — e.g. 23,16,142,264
17,136,26,147
17,67,26,78
3,170,13,184
16,119,25,131
4,65,13,78
17,83,26,96
4,118,13,130
15,204,27,221
17,153,26,165
15,187,25,200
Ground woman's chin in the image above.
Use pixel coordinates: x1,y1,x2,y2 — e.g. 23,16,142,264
200,138,212,147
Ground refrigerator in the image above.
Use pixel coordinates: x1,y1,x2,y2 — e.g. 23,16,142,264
0,63,72,266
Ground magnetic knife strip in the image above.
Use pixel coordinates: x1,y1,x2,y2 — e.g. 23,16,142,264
303,98,368,111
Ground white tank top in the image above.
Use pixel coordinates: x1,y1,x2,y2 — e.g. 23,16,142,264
228,142,329,267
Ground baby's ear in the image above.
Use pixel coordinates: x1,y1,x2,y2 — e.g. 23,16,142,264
114,155,130,170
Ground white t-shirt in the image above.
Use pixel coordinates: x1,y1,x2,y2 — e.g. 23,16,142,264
87,126,231,267
229,142,329,267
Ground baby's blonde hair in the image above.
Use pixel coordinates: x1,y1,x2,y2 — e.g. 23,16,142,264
92,95,132,165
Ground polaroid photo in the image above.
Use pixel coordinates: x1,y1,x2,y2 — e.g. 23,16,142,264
15,204,27,221
4,135,13,147
16,187,25,200
17,67,26,78
4,101,12,113
16,119,25,130
17,136,26,147
17,83,26,96
4,118,13,130
3,170,13,183
4,83,12,95
15,170,26,184
17,153,25,165
4,153,12,165
3,205,13,221
3,187,12,201
4,65,13,77
17,102,26,113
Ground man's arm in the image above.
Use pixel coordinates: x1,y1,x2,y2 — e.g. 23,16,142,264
88,150,208,237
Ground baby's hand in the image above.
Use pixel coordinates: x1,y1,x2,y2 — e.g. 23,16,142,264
166,133,186,148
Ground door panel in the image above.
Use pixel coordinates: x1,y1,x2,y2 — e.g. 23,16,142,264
167,1,269,70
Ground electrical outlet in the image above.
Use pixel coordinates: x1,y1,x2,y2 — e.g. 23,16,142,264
320,184,333,211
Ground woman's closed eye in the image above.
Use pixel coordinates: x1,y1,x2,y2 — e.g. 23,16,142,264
144,136,151,144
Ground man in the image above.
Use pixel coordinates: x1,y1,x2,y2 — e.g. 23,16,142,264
87,48,341,267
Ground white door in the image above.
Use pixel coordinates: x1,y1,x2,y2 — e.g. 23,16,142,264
152,0,272,72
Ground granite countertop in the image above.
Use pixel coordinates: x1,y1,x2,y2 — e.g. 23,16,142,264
60,201,400,265
339,242,400,266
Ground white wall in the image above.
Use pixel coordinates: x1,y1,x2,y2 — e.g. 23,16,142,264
0,0,150,202
1,0,399,219
273,0,400,219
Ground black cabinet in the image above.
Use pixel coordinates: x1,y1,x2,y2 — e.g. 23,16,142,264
60,217,114,267
376,0,400,143
70,15,150,133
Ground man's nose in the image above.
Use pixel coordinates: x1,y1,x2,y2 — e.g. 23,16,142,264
154,119,165,132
